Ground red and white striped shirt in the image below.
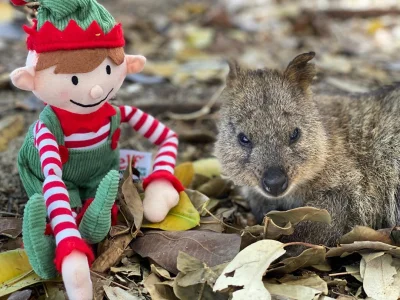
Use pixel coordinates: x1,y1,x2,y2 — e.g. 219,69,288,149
33,105,178,250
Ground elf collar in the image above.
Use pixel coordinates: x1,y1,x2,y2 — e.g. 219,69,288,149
52,102,116,136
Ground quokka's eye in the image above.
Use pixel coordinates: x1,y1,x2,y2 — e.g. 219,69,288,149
238,132,252,147
106,65,111,75
289,128,301,145
71,76,79,85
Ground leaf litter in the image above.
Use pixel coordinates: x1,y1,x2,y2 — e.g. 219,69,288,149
2,1,400,299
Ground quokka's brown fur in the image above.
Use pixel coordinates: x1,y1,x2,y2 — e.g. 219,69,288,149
215,52,400,246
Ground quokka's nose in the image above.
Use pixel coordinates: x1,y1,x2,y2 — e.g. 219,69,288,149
262,167,288,196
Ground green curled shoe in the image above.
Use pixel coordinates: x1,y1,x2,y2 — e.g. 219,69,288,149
22,193,57,279
79,169,119,244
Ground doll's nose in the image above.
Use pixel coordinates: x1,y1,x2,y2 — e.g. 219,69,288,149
90,85,104,99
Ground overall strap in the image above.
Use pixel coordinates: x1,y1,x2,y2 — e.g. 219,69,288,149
38,105,65,145
108,105,121,139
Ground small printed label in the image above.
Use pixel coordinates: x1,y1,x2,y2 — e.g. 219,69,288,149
119,149,153,180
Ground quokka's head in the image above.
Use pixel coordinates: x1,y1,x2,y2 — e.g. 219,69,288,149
215,52,328,199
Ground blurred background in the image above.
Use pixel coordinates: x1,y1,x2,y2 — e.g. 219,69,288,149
1,0,400,215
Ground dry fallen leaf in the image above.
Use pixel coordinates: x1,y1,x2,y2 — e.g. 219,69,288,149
103,286,143,300
340,226,393,245
278,273,328,295
173,252,228,300
213,239,286,300
326,241,400,258
264,283,321,300
0,249,61,297
143,273,178,300
120,157,143,236
0,218,22,239
362,253,400,300
197,177,233,198
92,234,134,273
267,246,327,275
184,189,210,213
131,230,241,275
0,115,24,151
265,206,332,227
142,191,200,231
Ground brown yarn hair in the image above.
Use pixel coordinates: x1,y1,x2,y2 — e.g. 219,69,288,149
36,47,125,74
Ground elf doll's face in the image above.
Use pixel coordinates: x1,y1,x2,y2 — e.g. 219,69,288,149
10,50,146,114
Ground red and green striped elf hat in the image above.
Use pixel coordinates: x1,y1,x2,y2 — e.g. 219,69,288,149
10,0,125,53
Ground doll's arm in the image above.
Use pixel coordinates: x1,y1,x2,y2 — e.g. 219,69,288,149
33,121,94,270
119,106,183,190
120,106,183,222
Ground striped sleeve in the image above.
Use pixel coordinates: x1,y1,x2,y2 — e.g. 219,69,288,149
32,121,85,256
120,105,178,175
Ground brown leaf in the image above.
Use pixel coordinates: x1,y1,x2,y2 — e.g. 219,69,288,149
91,273,111,300
184,189,209,213
326,241,400,258
266,207,332,227
278,273,328,295
176,252,227,287
196,216,225,233
143,273,178,300
340,226,393,245
131,230,241,274
378,227,400,246
0,115,24,151
267,246,327,275
92,234,134,273
197,177,233,198
120,156,143,236
150,264,173,280
0,218,22,239
173,252,228,300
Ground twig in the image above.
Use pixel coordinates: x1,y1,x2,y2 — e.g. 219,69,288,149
0,210,21,216
90,270,130,291
202,207,241,232
167,85,225,121
283,241,324,249
329,271,360,277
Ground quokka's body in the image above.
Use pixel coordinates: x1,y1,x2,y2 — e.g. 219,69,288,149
215,52,400,245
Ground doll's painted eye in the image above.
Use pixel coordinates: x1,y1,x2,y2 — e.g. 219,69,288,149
106,65,111,75
71,76,79,85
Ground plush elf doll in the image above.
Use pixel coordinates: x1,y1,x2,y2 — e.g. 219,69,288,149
10,0,183,299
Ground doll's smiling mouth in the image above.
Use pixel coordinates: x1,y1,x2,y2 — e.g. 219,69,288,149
70,88,114,108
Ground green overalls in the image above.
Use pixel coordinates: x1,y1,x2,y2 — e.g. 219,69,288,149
18,105,121,278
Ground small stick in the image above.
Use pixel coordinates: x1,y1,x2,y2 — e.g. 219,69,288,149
329,271,360,277
90,270,130,291
167,85,225,121
283,241,324,249
203,207,241,232
0,211,21,216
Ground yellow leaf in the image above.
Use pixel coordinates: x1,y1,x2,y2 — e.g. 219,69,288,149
174,162,195,187
0,3,14,23
192,158,221,178
0,249,53,297
142,191,200,231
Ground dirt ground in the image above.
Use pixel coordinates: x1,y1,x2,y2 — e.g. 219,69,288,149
1,0,400,216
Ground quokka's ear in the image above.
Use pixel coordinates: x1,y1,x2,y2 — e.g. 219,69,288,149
226,59,240,84
284,52,316,92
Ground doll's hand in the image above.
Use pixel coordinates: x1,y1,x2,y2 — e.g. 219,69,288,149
143,179,179,223
61,250,92,300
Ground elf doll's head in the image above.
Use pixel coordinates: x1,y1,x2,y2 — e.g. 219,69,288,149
10,0,146,114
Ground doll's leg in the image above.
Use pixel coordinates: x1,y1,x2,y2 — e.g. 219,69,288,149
78,170,119,244
22,194,57,279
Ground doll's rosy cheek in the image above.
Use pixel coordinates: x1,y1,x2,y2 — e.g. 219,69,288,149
60,91,70,101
